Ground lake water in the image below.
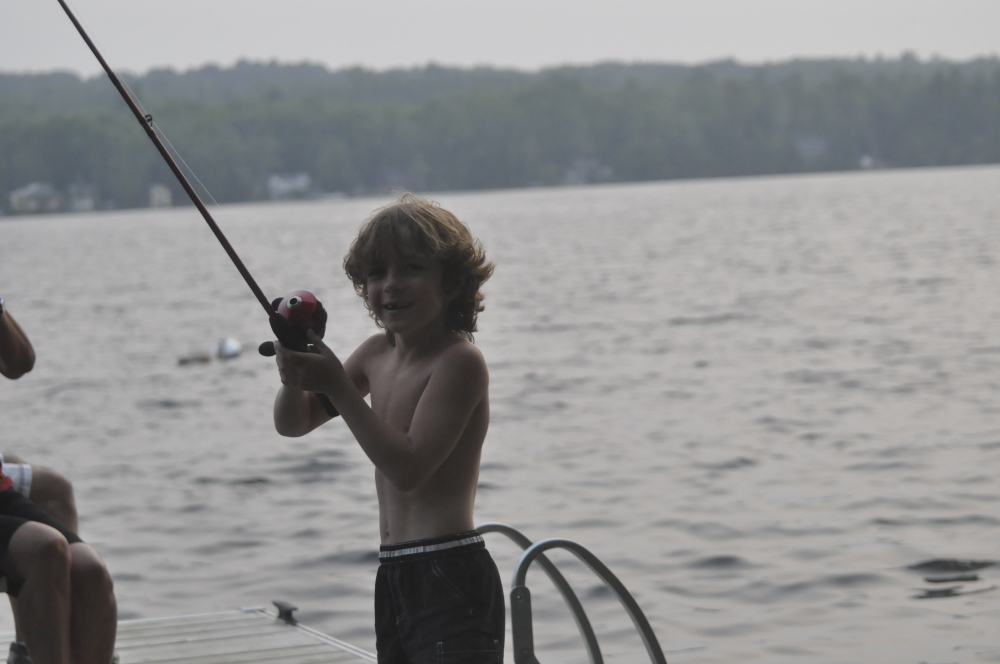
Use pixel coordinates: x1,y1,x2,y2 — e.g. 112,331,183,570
2,165,999,663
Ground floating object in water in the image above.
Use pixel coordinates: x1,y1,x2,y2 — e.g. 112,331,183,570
177,353,211,366
178,338,243,365
214,337,243,360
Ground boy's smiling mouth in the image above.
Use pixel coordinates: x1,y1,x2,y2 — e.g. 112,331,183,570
383,302,410,311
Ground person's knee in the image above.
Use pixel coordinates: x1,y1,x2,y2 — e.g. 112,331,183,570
29,466,78,531
8,523,72,579
69,543,114,598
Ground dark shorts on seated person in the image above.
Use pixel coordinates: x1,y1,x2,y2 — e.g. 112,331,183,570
0,489,82,597
375,530,504,664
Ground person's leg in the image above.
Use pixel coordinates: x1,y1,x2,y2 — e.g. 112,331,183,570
0,493,115,664
27,467,78,535
0,463,79,647
68,542,117,664
2,454,78,533
4,521,72,664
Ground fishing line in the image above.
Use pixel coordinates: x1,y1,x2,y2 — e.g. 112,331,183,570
113,78,225,209
59,7,224,212
55,0,273,317
99,55,260,291
56,0,340,417
143,115,224,210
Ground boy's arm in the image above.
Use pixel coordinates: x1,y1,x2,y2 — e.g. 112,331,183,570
321,337,488,493
272,336,370,437
0,309,36,379
273,386,329,437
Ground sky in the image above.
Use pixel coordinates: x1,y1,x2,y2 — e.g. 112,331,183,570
2,0,998,77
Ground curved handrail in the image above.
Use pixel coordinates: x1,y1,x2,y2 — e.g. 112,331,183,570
477,523,603,664
512,538,667,664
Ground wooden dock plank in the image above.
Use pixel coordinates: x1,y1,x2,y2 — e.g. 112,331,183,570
2,606,376,664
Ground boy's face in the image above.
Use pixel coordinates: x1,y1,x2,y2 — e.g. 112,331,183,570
365,250,450,337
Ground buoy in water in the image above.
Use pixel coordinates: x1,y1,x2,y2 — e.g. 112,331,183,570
214,337,243,360
178,337,243,365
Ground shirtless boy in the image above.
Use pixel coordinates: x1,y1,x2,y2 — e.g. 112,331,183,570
271,194,503,663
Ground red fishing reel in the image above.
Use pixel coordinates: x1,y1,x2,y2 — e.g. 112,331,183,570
258,290,328,356
275,290,327,339
259,290,340,418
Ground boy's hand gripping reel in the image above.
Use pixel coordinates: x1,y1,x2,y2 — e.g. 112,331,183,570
259,291,339,418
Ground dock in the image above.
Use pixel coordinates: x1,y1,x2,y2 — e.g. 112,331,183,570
2,603,376,664
0,525,668,662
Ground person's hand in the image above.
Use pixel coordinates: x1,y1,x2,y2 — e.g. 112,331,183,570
258,297,284,356
274,330,344,394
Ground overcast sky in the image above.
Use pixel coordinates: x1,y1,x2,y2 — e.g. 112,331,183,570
3,0,998,77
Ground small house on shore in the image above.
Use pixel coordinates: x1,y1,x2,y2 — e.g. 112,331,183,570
8,182,63,214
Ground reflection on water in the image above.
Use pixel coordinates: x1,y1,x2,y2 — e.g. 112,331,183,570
2,165,1000,662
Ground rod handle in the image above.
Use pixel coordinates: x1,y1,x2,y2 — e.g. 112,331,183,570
265,314,340,418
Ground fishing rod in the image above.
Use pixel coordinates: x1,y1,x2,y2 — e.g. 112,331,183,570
56,0,338,415
55,0,273,316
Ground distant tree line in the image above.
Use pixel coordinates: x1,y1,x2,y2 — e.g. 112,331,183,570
1,56,999,212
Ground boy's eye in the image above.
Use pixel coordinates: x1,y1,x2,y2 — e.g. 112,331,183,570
366,267,386,278
405,263,425,272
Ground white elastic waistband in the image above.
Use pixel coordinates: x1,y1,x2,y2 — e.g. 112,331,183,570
379,533,484,561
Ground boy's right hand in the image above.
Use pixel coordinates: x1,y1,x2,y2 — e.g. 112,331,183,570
263,293,339,417
273,330,344,395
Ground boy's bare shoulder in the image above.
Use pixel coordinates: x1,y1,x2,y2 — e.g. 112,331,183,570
351,333,393,359
345,333,392,377
359,332,392,350
435,338,488,382
442,337,486,362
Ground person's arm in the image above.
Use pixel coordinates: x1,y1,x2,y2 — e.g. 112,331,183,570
272,335,370,437
278,332,488,492
0,308,36,379
273,385,328,437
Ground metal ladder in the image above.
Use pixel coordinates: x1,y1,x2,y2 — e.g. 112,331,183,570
477,523,667,664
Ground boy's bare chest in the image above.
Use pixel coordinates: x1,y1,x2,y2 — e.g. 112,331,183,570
367,357,435,428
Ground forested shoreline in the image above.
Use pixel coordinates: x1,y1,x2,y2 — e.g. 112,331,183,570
2,56,999,212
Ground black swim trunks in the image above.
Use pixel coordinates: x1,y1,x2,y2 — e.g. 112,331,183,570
375,531,505,663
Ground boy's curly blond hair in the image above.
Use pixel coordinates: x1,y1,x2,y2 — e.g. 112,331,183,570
344,193,494,342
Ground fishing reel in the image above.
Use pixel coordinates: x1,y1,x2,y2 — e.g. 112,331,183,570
258,290,328,357
259,290,339,418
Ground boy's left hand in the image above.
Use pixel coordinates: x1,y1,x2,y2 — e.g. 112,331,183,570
274,330,344,395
